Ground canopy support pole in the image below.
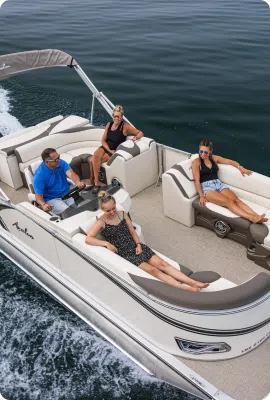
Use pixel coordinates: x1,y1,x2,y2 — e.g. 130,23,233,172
90,94,95,125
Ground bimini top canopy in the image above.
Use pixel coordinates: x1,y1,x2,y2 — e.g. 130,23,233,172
0,49,77,81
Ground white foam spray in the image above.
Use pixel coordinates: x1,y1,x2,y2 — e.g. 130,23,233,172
0,86,23,136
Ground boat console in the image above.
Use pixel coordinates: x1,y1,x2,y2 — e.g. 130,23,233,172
59,180,123,220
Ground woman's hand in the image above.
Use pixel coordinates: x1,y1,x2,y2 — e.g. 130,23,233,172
239,166,252,177
199,196,207,207
135,243,142,255
106,242,118,253
131,136,138,142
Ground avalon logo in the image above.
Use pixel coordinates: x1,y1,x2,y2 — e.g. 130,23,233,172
12,222,34,239
0,0,8,8
0,63,10,70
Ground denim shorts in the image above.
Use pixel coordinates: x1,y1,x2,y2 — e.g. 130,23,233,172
201,179,228,196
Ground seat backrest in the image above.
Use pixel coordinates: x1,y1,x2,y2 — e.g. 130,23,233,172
164,158,197,199
79,204,125,235
24,160,42,194
106,137,155,167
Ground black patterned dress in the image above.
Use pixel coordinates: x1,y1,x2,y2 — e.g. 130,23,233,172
101,213,155,267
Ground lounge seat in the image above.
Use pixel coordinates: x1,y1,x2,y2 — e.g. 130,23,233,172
162,157,270,270
15,123,158,196
73,216,236,293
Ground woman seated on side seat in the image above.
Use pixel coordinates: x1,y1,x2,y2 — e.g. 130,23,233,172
85,191,209,291
90,105,143,194
192,139,268,224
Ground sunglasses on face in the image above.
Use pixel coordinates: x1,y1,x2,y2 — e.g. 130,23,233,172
113,115,121,118
199,150,209,155
47,156,60,163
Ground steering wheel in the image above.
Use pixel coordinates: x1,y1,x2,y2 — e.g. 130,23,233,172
61,185,85,200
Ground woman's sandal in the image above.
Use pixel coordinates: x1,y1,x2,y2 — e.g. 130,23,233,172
92,185,100,194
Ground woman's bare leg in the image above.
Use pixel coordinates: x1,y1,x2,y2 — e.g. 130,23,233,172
221,189,262,217
139,262,199,291
89,158,94,185
206,191,266,223
91,149,110,186
147,255,208,289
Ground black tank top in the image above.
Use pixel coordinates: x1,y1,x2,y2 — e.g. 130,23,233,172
106,121,126,150
199,158,219,183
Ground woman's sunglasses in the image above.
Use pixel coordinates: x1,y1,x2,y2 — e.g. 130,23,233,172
199,150,209,155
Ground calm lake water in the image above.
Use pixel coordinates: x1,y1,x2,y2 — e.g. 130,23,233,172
0,0,270,399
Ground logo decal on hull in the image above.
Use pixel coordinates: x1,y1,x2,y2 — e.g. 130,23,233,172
12,222,34,239
0,217,9,231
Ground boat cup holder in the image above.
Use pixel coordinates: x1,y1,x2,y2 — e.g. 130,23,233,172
112,178,122,187
247,243,256,254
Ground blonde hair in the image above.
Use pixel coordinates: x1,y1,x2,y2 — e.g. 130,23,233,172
112,105,124,117
98,191,116,208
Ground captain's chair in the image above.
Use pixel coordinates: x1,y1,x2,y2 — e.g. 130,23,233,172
24,160,74,205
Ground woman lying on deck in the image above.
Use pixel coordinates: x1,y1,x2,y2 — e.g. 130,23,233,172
85,191,209,291
192,139,268,224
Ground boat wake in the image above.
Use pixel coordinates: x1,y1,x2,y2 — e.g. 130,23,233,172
0,86,23,136
0,253,196,400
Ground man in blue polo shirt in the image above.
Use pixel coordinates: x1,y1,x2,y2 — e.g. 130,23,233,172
34,148,85,215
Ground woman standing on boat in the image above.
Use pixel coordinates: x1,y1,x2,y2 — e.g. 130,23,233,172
192,139,267,224
90,105,143,194
85,191,209,291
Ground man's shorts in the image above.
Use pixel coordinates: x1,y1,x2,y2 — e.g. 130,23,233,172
47,197,76,215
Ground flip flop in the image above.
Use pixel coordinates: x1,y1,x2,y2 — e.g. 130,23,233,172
92,185,100,194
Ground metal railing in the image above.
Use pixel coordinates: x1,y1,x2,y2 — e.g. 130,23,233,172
74,63,192,184
74,65,134,127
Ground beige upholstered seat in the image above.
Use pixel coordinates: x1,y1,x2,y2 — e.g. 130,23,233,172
162,156,270,269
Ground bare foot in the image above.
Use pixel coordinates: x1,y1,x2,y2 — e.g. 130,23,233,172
195,282,209,289
252,214,264,224
183,286,200,292
190,281,209,289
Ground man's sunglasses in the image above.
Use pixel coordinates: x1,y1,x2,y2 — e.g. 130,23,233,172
47,156,60,162
199,150,209,155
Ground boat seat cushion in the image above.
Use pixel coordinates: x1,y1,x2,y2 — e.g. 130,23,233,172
189,271,221,283
129,272,270,310
48,116,89,135
72,233,160,283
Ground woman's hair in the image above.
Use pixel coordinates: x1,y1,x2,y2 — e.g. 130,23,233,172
98,191,116,208
199,139,213,153
112,105,124,116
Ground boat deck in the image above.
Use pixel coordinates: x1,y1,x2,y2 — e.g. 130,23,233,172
1,181,269,400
